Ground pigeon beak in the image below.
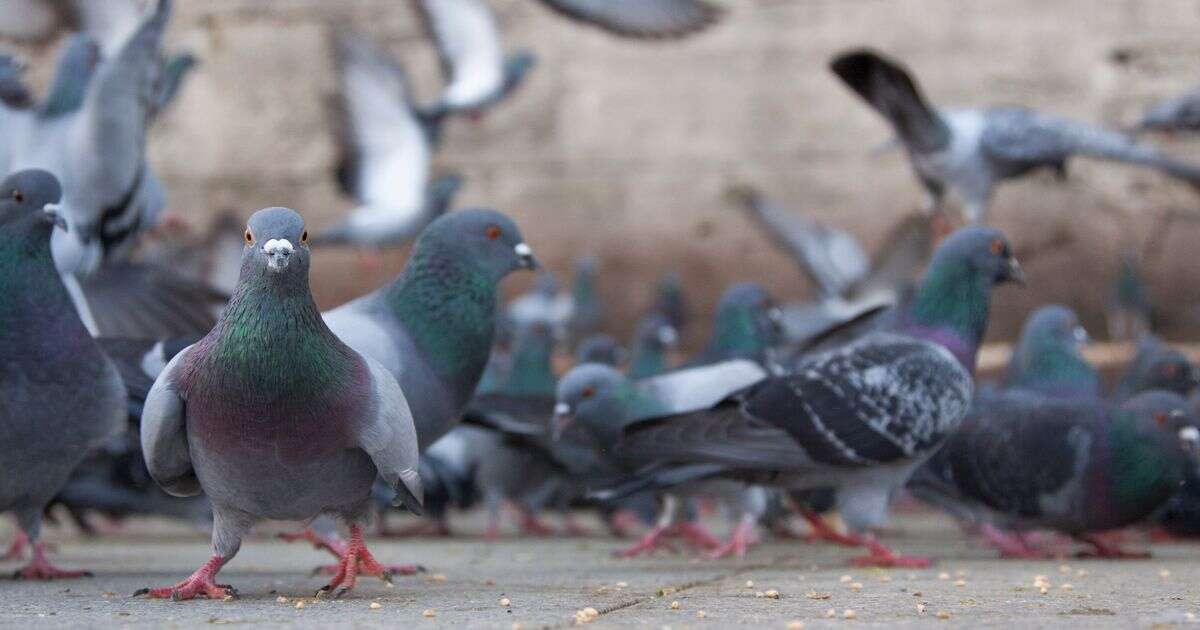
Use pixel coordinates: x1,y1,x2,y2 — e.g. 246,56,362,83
514,242,539,270
263,238,294,273
1178,425,1200,461
551,402,574,441
42,203,67,231
657,325,679,348
1002,256,1026,286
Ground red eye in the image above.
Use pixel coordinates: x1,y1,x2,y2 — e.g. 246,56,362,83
1156,412,1169,426
244,229,254,244
486,225,501,240
581,387,595,399
989,238,1004,256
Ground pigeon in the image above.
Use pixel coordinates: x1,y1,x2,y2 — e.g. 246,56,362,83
925,390,1200,557
1107,251,1152,341
506,270,571,336
562,330,975,567
730,185,934,342
533,0,723,39
316,32,462,252
574,333,626,367
0,0,137,52
649,271,690,333
830,49,1200,224
567,255,603,344
1112,334,1199,402
1001,304,1099,400
687,282,783,368
0,54,33,109
135,207,424,600
414,0,536,118
1136,87,1200,134
0,169,126,579
279,209,536,565
627,313,678,379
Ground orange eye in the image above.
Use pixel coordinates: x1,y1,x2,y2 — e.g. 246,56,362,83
581,387,595,399
244,229,254,244
300,230,309,245
1155,412,1169,426
11,189,23,203
486,225,501,240
1163,364,1179,378
989,238,1004,256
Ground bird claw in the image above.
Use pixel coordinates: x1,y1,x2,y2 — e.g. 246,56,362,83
11,543,92,580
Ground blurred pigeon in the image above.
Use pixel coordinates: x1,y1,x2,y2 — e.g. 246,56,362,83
1107,250,1152,341
649,271,689,332
1112,334,1198,402
0,169,125,579
687,282,783,368
925,391,1199,557
1136,87,1200,134
415,0,536,118
506,270,571,335
316,33,462,252
0,54,33,109
1002,304,1099,400
567,255,603,344
627,313,678,379
831,49,1200,223
0,0,142,53
567,331,974,567
574,333,626,367
135,207,423,600
533,0,722,39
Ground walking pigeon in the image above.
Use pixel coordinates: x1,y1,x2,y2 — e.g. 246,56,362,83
831,49,1200,223
1001,304,1099,400
0,169,126,579
136,207,423,600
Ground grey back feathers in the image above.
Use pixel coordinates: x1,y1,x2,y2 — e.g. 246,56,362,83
535,0,722,39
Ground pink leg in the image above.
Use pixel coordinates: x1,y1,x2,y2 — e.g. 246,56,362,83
799,509,859,547
605,510,641,539
1076,533,1151,559
707,517,758,559
1,530,28,561
516,507,556,537
674,521,722,550
285,527,422,577
13,541,93,580
134,555,231,599
613,524,678,558
316,524,400,598
980,524,1051,559
848,536,931,568
561,513,591,537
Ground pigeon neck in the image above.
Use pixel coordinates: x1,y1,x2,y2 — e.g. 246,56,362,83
387,248,497,401
1102,414,1184,519
499,334,556,397
628,345,668,380
1009,341,1099,399
704,306,770,365
902,263,991,372
0,227,91,348
571,267,597,315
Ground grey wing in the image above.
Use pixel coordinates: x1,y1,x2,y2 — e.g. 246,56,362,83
0,54,33,110
980,107,1200,185
616,407,815,472
829,50,951,154
39,33,101,118
356,357,424,514
65,0,146,56
634,359,768,420
731,185,868,299
140,344,200,497
413,0,505,112
845,213,932,306
1139,88,1200,132
535,0,722,39
79,260,226,338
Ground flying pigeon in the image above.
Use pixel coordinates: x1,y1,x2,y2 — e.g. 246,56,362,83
0,169,126,579
414,0,536,118
831,49,1200,224
1001,304,1099,400
135,207,424,600
563,331,974,567
534,0,723,39
316,32,463,253
925,390,1200,557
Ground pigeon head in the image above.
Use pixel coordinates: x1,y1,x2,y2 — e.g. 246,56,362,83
0,169,66,241
240,207,310,282
413,209,537,281
552,363,633,443
575,333,626,367
653,271,689,330
1005,304,1098,398
1119,391,1200,465
932,226,1024,287
1136,350,1198,398
703,282,783,364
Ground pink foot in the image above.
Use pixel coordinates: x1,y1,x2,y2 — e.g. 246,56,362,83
800,509,859,547
1076,533,1150,559
517,509,556,537
316,524,399,597
675,521,721,551
561,514,591,538
13,542,92,580
605,510,641,539
1,530,28,561
614,525,678,558
707,519,757,559
848,537,931,568
981,524,1051,559
278,527,342,555
134,555,231,599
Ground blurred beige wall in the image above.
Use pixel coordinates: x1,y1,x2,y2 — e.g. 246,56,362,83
13,0,1200,347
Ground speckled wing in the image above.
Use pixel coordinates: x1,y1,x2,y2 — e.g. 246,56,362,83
355,356,424,515
535,0,722,39
140,343,200,497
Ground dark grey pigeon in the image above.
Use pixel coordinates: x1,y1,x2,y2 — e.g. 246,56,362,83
136,207,423,600
316,32,462,252
563,332,973,567
1137,87,1200,134
1112,334,1199,402
0,169,125,579
535,0,722,39
831,49,1200,224
924,390,1200,558
414,0,536,118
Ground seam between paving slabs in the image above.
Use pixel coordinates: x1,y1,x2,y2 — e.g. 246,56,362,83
543,558,790,629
